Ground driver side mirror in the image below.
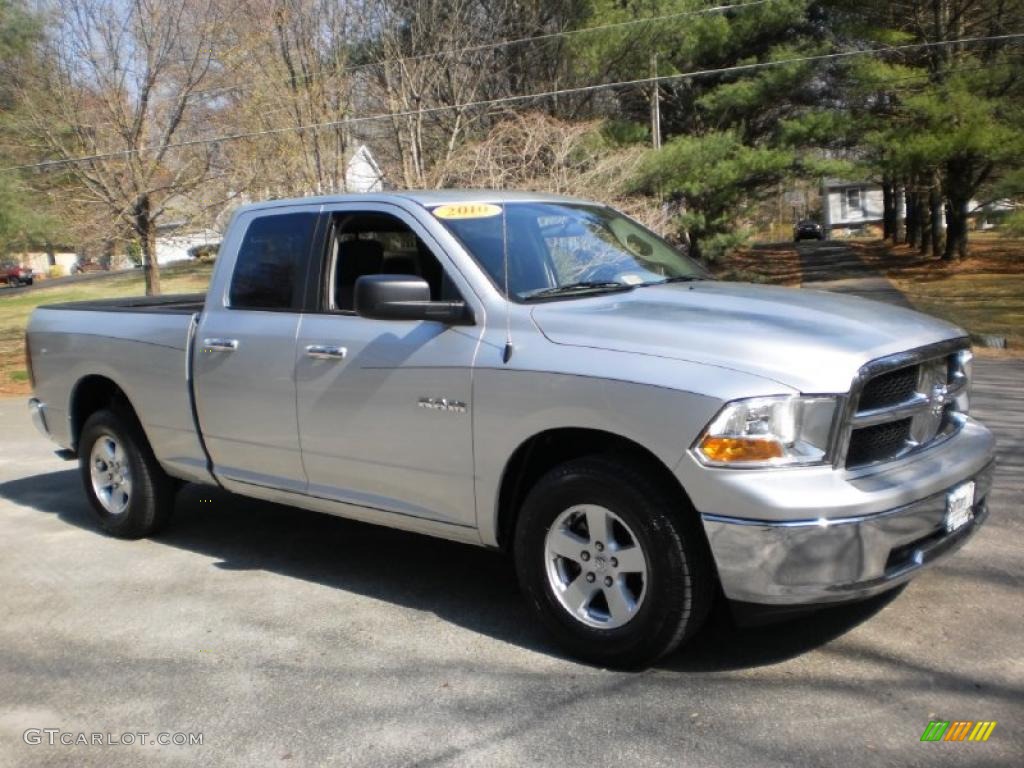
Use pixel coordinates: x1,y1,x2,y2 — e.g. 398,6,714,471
354,274,473,324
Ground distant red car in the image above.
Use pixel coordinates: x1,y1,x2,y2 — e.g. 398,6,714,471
1,259,34,287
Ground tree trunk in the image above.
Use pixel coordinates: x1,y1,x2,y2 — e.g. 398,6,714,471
135,194,161,295
882,177,895,240
928,181,943,258
942,158,971,260
919,190,931,254
688,231,702,262
943,195,969,260
905,188,920,247
892,185,905,243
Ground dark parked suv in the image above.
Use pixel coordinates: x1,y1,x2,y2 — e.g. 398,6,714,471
794,219,825,241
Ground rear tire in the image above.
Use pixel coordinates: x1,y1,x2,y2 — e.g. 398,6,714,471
79,408,176,538
514,455,714,668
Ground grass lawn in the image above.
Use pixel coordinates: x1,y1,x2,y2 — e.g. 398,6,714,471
0,263,213,395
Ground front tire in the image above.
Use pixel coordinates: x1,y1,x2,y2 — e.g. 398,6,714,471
514,456,714,668
79,409,176,538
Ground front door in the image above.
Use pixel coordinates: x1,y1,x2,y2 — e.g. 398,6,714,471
294,205,481,527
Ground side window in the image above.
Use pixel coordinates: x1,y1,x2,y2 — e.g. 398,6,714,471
327,212,460,312
229,212,317,310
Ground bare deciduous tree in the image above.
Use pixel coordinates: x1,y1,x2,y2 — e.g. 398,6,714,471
368,0,538,188
214,0,358,198
18,0,227,294
444,111,665,230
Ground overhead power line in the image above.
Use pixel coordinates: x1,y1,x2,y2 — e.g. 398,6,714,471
5,31,1023,174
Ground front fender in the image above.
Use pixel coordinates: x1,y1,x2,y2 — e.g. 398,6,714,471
472,368,725,547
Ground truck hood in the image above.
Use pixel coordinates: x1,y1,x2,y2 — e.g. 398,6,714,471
530,281,966,393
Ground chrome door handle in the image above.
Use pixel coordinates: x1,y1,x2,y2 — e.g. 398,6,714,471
305,344,347,360
202,338,239,351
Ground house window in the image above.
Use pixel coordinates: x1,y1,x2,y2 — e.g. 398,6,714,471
844,187,862,217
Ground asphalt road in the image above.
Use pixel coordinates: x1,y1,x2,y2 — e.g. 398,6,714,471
0,362,1021,768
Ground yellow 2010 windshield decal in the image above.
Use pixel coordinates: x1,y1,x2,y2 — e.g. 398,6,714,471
432,203,502,220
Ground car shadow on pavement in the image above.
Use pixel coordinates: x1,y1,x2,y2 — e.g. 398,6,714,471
662,588,902,673
1,468,899,671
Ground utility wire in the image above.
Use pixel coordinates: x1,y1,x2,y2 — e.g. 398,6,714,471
0,1,781,147
5,31,1024,173
192,0,779,99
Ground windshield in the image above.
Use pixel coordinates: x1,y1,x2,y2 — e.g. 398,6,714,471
431,202,707,301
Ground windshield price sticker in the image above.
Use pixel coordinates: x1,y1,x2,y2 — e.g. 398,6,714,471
432,203,503,220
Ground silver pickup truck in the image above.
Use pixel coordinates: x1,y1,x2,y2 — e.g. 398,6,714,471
26,191,995,667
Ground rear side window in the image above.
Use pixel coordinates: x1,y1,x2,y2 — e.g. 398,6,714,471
229,212,317,310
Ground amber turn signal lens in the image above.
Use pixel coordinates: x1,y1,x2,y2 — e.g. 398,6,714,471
699,436,784,463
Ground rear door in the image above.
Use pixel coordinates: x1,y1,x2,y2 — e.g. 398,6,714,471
193,206,322,493
294,203,483,527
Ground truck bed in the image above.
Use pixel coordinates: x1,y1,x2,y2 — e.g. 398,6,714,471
41,292,206,314
27,296,212,485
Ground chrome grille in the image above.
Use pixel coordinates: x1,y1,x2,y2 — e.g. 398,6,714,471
837,341,971,470
858,366,918,410
846,418,912,466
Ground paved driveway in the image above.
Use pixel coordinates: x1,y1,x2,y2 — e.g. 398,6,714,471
796,240,916,308
0,362,1021,767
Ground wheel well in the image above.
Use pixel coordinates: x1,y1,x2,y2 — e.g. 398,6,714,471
496,428,693,551
69,375,135,451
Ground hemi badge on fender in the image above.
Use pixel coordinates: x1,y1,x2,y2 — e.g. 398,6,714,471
418,397,468,414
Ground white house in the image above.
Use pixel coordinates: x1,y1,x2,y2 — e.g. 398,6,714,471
821,179,891,235
155,225,222,266
19,249,78,275
821,178,1006,237
345,144,385,193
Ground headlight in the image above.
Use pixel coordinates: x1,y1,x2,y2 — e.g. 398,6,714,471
694,396,838,467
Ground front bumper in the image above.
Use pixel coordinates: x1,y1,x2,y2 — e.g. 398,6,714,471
700,450,996,606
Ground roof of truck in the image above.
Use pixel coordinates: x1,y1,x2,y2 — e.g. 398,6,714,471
234,189,592,215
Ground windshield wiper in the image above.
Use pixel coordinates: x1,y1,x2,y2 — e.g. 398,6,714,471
656,275,707,284
521,281,634,300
